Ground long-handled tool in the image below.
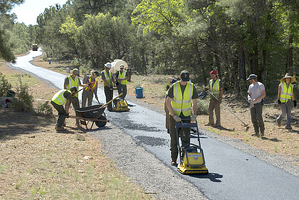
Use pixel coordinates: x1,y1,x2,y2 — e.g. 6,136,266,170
263,102,278,106
206,90,249,129
100,93,123,108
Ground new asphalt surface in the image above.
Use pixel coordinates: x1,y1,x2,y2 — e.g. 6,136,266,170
8,49,299,200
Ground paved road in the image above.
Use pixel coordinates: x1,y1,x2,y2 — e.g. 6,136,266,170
9,49,299,200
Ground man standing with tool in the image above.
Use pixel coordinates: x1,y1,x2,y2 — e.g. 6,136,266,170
51,87,77,131
247,74,266,136
115,65,128,100
64,68,86,126
101,63,116,111
205,70,223,127
166,70,198,166
277,73,297,129
82,70,100,107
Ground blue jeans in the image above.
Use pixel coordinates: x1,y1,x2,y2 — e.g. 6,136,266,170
277,102,292,127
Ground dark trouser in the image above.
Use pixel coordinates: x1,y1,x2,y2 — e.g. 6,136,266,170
277,101,292,127
208,99,221,125
104,86,113,111
164,98,170,130
117,84,127,100
250,102,265,134
71,96,80,124
82,90,93,108
169,115,190,162
51,101,66,128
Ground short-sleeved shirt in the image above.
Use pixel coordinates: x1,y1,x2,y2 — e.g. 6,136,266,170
247,82,265,104
63,91,72,101
167,82,198,99
64,76,82,87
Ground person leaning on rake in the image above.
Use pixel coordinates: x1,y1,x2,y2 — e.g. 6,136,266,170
277,73,297,129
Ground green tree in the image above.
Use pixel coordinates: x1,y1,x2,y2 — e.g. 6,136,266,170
10,22,31,54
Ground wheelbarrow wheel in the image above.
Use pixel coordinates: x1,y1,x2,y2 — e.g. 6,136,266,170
95,116,107,128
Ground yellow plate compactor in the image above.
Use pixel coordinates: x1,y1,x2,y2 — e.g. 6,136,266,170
112,98,130,112
175,121,208,174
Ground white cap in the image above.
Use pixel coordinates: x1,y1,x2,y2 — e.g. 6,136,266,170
105,63,111,68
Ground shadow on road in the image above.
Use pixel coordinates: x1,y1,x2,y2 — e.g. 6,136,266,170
190,172,223,182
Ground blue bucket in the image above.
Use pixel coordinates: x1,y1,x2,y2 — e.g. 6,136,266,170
49,59,51,64
135,87,143,98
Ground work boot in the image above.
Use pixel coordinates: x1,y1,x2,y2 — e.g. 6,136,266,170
285,126,292,130
171,160,177,166
276,119,281,127
55,126,65,131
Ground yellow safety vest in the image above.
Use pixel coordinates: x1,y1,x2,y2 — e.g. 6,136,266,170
280,82,293,103
66,75,79,97
51,90,67,105
85,77,97,91
170,82,193,117
209,79,220,99
102,70,113,87
118,70,127,85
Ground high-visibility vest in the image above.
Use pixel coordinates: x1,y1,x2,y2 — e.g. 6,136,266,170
170,82,193,117
102,70,113,87
85,77,97,91
66,75,79,97
118,70,127,85
280,82,293,103
51,90,67,105
209,79,221,99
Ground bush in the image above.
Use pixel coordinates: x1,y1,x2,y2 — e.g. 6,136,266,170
0,73,12,96
197,99,209,115
36,101,53,115
11,77,34,112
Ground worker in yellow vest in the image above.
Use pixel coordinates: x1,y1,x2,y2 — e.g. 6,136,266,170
277,73,297,129
101,63,116,111
205,70,224,127
51,87,77,131
82,70,100,107
64,68,86,126
166,70,198,166
115,65,128,100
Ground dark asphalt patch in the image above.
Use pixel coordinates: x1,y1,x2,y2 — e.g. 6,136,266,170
135,136,168,146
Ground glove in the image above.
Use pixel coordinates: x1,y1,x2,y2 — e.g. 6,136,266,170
66,113,69,118
294,100,297,107
88,82,92,86
173,115,181,122
191,114,197,122
205,86,210,91
278,99,281,105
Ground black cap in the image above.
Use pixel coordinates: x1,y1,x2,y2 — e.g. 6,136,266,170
70,86,77,92
94,70,100,76
180,70,190,81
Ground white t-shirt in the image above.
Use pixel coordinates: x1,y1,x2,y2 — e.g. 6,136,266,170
247,82,265,104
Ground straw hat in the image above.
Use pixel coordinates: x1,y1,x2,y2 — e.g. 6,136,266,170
280,73,296,83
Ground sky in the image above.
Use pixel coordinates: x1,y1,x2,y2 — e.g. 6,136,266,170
10,0,69,26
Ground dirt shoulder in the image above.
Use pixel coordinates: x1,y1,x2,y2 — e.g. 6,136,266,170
0,61,151,199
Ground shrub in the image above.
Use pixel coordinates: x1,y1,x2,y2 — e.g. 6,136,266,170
0,73,12,96
11,77,34,112
36,101,53,115
197,99,208,115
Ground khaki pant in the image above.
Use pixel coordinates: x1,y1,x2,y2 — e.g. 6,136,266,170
104,86,113,111
117,84,127,100
82,90,93,108
71,96,80,124
208,99,221,125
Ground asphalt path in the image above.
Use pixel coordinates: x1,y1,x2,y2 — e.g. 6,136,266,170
8,49,299,200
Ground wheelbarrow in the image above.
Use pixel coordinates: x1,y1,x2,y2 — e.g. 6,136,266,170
75,104,108,130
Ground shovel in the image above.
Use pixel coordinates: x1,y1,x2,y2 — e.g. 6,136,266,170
206,90,249,130
100,93,123,108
